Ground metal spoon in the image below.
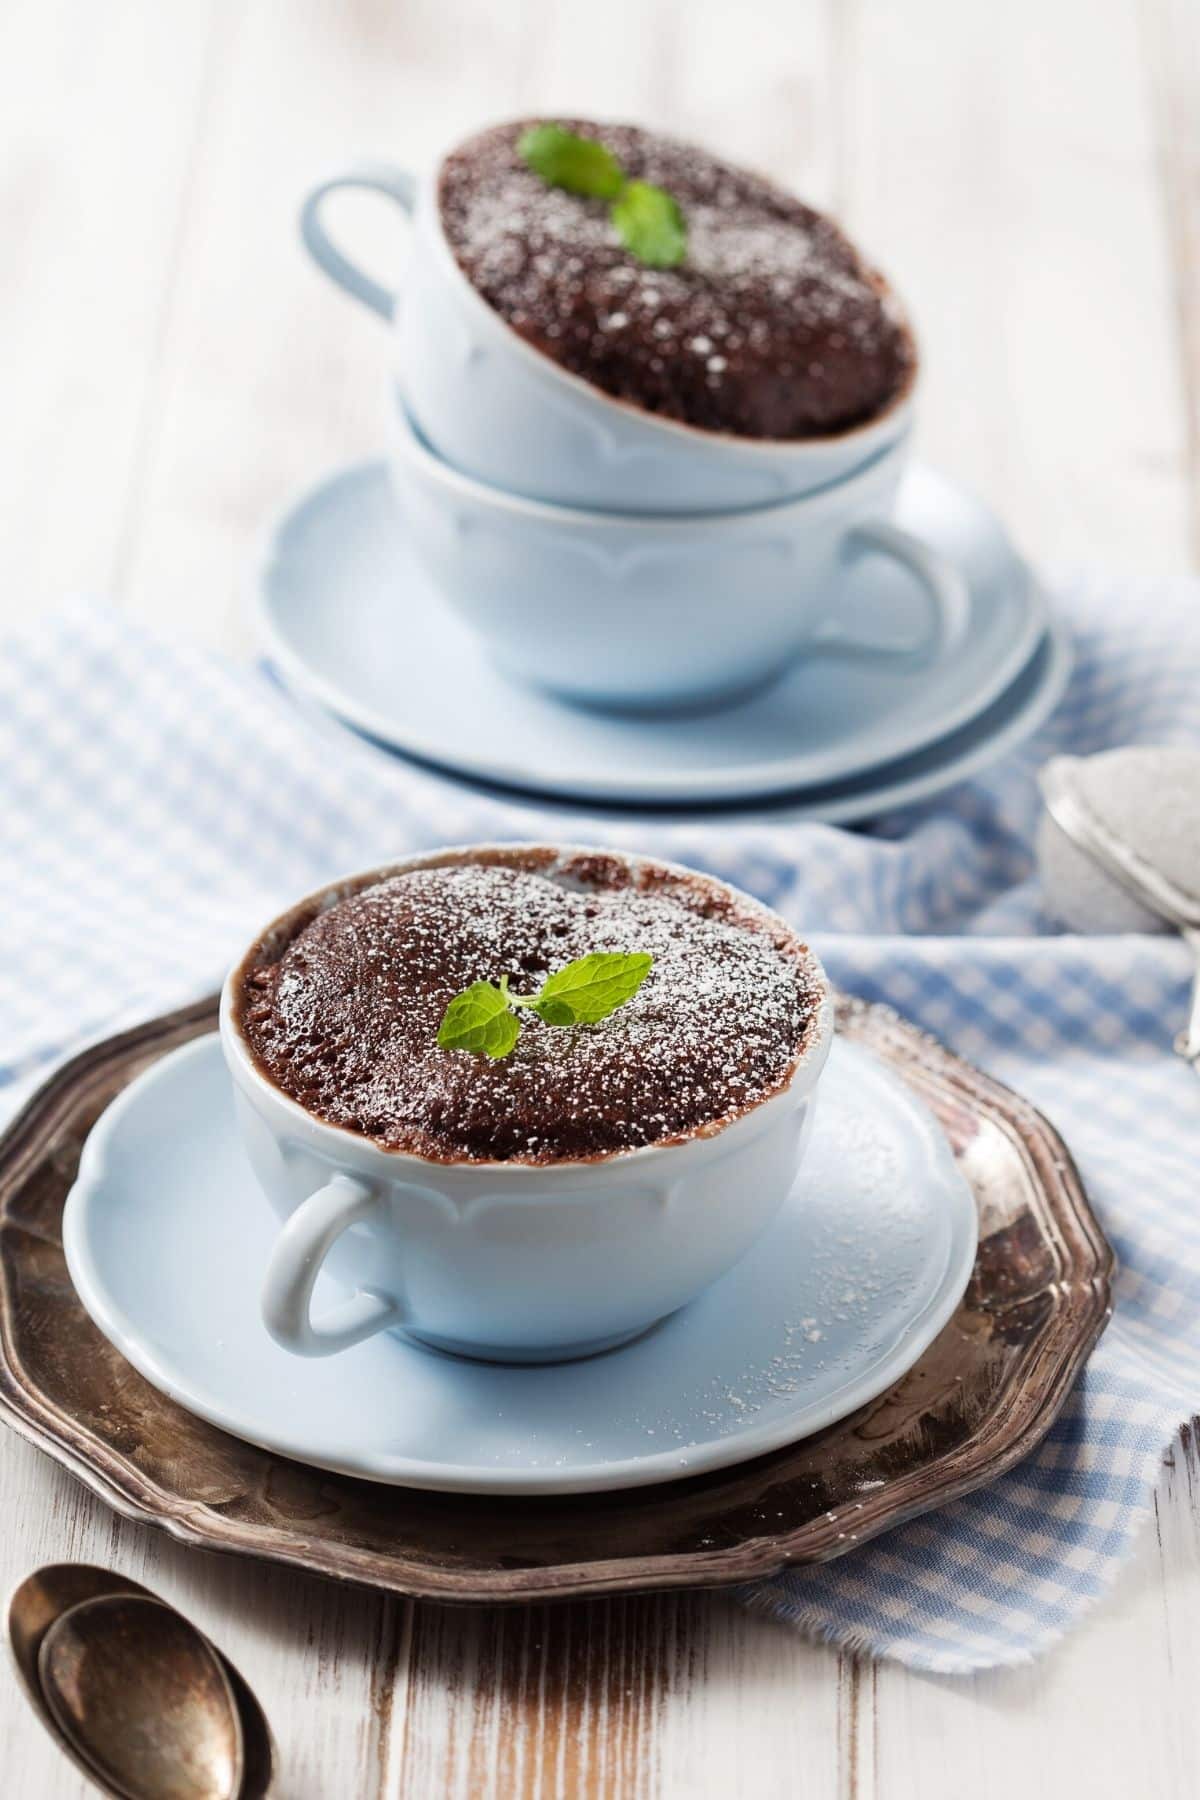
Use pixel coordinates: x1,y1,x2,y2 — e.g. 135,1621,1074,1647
9,1564,275,1799
1040,756,1200,1067
39,1594,244,1800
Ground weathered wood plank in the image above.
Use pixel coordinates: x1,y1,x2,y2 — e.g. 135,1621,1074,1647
386,1594,846,1800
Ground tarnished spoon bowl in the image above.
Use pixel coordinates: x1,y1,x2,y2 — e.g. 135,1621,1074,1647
8,1564,274,1798
39,1594,243,1800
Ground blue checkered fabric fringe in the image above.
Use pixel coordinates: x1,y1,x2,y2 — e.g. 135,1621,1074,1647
2,572,1197,1672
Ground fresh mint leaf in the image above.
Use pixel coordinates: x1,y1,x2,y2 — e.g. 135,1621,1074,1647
437,981,520,1059
532,952,654,1025
610,181,687,268
437,951,654,1057
518,124,624,200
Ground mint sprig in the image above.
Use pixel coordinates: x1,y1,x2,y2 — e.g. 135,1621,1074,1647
437,951,653,1059
517,123,687,269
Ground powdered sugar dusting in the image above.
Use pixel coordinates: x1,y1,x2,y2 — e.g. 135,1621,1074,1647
237,849,825,1163
438,119,914,439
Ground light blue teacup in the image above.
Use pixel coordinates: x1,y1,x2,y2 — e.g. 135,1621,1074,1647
387,397,968,712
300,158,916,515
221,847,836,1365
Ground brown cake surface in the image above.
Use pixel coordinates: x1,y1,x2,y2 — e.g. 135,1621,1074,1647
236,850,825,1163
438,119,914,440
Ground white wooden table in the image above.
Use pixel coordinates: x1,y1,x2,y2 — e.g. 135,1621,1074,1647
3,2,1199,1793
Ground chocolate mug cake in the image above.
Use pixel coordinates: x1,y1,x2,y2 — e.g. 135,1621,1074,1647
236,847,826,1164
438,119,915,440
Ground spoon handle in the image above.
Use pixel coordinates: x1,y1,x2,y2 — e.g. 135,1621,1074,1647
1174,928,1200,1071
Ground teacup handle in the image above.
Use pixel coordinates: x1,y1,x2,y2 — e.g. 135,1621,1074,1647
262,1174,403,1356
812,520,970,661
299,163,417,322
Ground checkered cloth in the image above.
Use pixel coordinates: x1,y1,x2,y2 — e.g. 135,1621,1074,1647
3,578,1198,1674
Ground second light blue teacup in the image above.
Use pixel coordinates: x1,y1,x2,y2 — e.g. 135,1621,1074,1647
388,398,968,712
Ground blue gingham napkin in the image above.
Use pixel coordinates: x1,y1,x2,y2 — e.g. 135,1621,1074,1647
2,577,1198,1674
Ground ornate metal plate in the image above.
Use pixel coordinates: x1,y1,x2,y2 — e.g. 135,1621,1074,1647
0,996,1112,1602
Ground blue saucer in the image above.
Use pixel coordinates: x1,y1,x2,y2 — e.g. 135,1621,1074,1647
63,1035,977,1496
255,461,1064,814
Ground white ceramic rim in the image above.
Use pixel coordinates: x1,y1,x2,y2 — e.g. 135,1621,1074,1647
63,1032,977,1493
252,459,1059,807
388,381,909,530
414,131,918,467
219,843,836,1179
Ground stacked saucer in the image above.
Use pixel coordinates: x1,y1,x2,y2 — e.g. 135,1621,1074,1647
261,121,1067,815
258,457,1064,816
